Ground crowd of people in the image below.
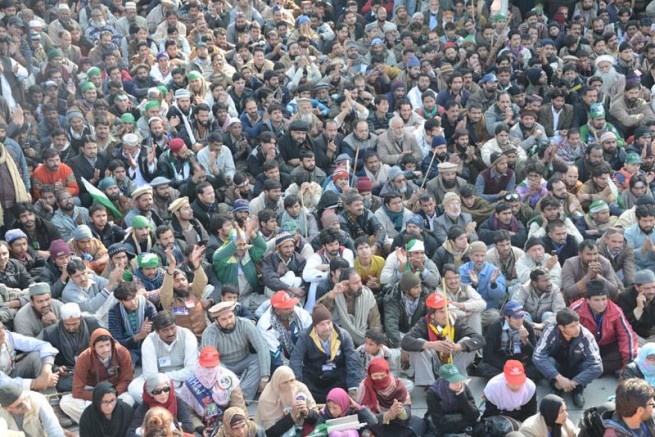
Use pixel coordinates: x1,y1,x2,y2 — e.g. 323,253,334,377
3,0,655,435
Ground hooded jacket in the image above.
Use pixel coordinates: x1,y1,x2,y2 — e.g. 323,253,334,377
72,328,134,401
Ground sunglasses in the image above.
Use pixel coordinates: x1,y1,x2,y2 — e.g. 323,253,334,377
152,386,171,395
504,193,520,201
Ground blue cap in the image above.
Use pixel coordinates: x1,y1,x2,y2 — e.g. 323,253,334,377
370,37,384,47
298,15,310,24
233,199,249,213
407,55,420,68
481,73,498,84
431,135,447,148
502,300,525,319
407,214,424,229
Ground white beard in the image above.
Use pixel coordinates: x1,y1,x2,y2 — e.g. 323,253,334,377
596,68,618,97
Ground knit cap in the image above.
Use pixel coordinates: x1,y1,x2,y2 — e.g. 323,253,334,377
73,225,93,241
312,304,332,326
399,271,421,292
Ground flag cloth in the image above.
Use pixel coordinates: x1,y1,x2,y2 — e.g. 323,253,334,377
81,177,122,219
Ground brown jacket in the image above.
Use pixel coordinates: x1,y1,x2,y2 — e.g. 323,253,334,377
161,266,209,338
72,328,134,401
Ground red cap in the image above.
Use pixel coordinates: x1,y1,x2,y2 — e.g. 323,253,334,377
356,177,373,193
169,138,185,153
270,291,300,309
199,346,220,367
333,169,349,181
426,292,446,309
504,360,526,385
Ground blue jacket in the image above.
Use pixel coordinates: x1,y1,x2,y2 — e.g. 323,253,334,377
624,223,655,271
532,323,603,386
108,299,158,352
459,262,507,309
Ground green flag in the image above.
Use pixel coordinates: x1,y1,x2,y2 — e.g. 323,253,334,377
81,177,122,219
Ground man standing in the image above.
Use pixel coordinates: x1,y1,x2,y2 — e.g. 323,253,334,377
318,268,381,347
201,301,270,401
532,308,603,408
401,292,485,384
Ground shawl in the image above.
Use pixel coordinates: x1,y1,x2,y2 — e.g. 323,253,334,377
142,379,178,418
172,102,196,145
79,382,133,437
217,407,260,437
255,365,316,431
382,204,404,232
622,187,653,210
483,373,536,412
636,343,655,387
119,294,146,337
359,358,408,414
426,315,455,364
0,143,28,226
270,311,296,357
56,316,91,366
321,387,351,417
334,288,377,346
443,240,469,268
462,197,496,225
539,394,565,437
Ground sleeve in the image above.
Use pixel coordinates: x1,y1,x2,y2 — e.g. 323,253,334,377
400,319,428,352
302,253,328,283
289,332,307,381
262,255,292,292
245,321,271,377
63,286,110,313
532,326,559,380
614,306,638,363
38,394,66,437
116,346,134,394
342,330,364,390
481,322,505,369
159,272,174,311
107,305,137,350
572,332,603,386
384,298,402,348
177,395,196,432
72,355,94,401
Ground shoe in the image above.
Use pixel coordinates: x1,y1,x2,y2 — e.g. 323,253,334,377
551,387,563,397
573,391,585,408
52,404,74,428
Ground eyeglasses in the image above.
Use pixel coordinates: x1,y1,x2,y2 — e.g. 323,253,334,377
101,398,117,406
151,386,171,395
504,193,520,201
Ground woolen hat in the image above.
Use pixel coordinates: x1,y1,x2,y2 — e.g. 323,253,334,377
399,271,421,292
469,241,487,253
635,270,655,285
49,239,71,258
312,303,332,326
233,199,249,213
60,302,81,320
73,225,93,241
169,138,185,153
132,215,151,230
5,229,27,244
585,279,607,298
356,177,373,192
442,192,460,205
137,253,159,269
0,383,22,408
29,282,50,297
98,177,117,191
407,214,424,229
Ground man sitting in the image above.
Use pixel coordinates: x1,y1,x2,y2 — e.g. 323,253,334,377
602,379,655,436
597,227,636,288
513,268,566,332
459,241,506,315
477,301,539,379
532,308,603,408
13,283,64,337
571,279,637,375
318,268,382,347
60,328,134,424
479,201,528,247
561,239,622,303
0,383,66,436
618,270,655,345
401,292,485,385
475,151,516,202
384,272,430,348
576,200,618,241
516,238,562,288
67,224,109,274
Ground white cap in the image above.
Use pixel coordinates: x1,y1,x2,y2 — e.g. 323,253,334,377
125,1,137,9
122,133,139,146
60,302,81,320
57,3,70,10
29,20,42,28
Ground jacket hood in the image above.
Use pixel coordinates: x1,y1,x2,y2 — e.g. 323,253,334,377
89,328,116,358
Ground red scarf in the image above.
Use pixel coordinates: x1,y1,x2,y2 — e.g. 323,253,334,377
360,358,408,413
142,380,178,418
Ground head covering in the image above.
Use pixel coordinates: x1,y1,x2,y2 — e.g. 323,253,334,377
600,131,617,143
60,302,81,320
187,70,202,80
168,138,185,153
635,270,655,285
142,374,178,418
624,152,642,165
73,224,93,241
0,383,22,407
589,200,609,214
469,241,487,253
323,388,351,418
137,253,159,269
585,279,606,298
5,229,27,244
312,303,332,326
426,292,446,309
218,407,259,437
407,214,424,229
481,73,498,84
504,360,527,385
399,271,421,292
524,237,544,251
595,54,615,67
208,301,236,317
174,89,191,99
636,343,655,386
79,382,132,437
332,169,349,182
437,162,458,172
442,192,460,206
439,364,467,383
407,55,420,68
29,282,50,297
107,243,134,259
132,215,151,230
98,177,117,191
131,185,153,200
168,196,189,213
271,291,299,309
150,176,171,188
589,103,605,119
539,394,565,437
406,239,425,253
356,177,373,192
255,366,316,430
503,300,525,319
198,346,220,367
50,239,71,258
361,358,408,413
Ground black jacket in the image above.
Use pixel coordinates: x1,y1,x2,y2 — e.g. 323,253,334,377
90,223,127,249
42,317,101,367
391,230,438,260
384,287,429,348
478,216,528,248
38,259,69,299
618,286,655,338
542,234,579,267
67,152,110,206
482,317,536,370
426,380,480,435
401,317,485,353
19,217,61,254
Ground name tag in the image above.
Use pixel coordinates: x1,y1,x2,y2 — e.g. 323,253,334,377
185,300,196,309
322,361,336,372
172,307,189,315
158,356,172,368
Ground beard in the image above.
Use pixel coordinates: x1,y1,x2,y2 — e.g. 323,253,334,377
597,69,618,96
442,178,457,188
174,287,189,299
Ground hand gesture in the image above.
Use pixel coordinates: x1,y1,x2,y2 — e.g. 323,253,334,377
41,310,58,326
329,280,349,299
108,265,124,286
643,237,654,254
434,341,452,354
170,115,181,128
137,317,152,340
189,244,205,269
165,247,176,270
12,105,23,126
546,254,558,270
465,221,476,233
468,270,478,285
490,269,500,283
637,292,647,309
244,217,258,239
66,81,76,96
518,324,529,341
395,247,407,266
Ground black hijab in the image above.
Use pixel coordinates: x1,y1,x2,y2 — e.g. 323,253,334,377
79,382,133,437
539,394,564,437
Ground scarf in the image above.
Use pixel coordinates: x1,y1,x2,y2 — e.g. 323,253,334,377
540,394,564,437
217,407,260,437
281,210,308,239
135,267,164,291
483,373,536,412
142,379,178,418
172,103,196,145
119,295,146,337
382,204,404,232
497,248,517,281
255,365,316,430
500,320,522,357
430,378,459,414
490,213,520,233
333,289,377,346
426,315,455,364
56,318,91,366
309,326,341,361
0,144,28,225
443,240,469,267
321,388,352,417
270,311,296,357
360,358,408,413
402,293,419,319
636,343,655,387
345,211,368,239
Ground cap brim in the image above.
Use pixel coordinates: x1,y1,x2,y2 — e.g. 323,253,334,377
506,374,526,385
199,358,219,367
444,374,467,383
